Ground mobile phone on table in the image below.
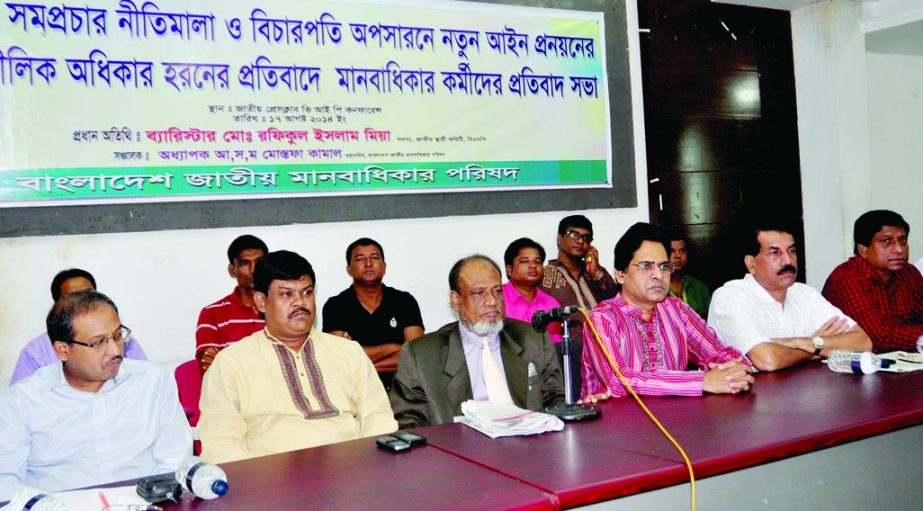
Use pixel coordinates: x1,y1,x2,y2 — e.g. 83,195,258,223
389,431,427,447
376,436,412,453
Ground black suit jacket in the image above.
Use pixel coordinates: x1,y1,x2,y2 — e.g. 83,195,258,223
389,319,565,429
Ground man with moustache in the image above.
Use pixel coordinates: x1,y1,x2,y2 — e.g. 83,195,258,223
390,255,564,429
823,210,923,352
10,268,148,385
195,234,268,374
709,222,871,372
581,223,754,400
323,238,425,390
540,215,617,399
198,250,396,463
0,291,192,501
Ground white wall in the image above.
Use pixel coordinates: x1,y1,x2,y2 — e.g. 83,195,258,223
792,0,922,288
791,0,871,289
0,0,650,392
866,51,923,260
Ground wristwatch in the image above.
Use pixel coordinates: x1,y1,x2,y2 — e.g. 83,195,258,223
811,336,825,356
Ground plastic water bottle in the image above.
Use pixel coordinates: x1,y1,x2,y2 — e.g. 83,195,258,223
6,487,66,511
175,456,229,500
826,350,890,374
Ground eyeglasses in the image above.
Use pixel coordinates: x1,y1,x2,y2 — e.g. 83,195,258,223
565,230,593,243
629,262,673,274
69,325,131,351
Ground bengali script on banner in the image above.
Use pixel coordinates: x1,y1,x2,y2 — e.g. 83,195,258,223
0,0,612,206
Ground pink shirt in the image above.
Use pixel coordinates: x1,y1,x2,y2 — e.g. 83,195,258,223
502,282,563,343
582,294,747,398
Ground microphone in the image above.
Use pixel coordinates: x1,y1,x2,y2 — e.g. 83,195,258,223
531,305,579,332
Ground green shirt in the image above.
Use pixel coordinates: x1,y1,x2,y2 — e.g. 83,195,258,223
669,274,711,319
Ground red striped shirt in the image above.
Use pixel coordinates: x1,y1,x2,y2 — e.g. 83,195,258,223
582,295,747,398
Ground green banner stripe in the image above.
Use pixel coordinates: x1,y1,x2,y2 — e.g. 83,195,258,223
1,160,608,200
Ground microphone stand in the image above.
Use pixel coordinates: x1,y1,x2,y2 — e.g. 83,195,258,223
543,316,601,421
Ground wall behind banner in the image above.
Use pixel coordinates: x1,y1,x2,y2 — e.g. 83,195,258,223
0,0,649,389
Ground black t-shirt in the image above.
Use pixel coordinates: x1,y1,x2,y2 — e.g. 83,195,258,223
322,285,424,346
322,285,424,390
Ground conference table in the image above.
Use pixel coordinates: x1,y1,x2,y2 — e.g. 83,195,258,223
164,361,923,510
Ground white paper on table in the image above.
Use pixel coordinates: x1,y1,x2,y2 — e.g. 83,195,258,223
453,400,564,439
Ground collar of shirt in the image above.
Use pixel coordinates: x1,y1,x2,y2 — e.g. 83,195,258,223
231,285,260,314
848,255,894,287
40,358,135,395
264,327,312,355
611,293,659,322
458,320,500,353
742,273,788,308
547,258,590,281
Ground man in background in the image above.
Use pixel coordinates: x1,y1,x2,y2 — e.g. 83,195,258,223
502,237,562,341
540,215,617,399
323,238,424,390
10,268,147,385
196,234,268,374
823,210,922,352
668,231,712,319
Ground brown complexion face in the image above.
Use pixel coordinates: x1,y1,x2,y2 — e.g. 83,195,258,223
228,248,265,292
506,247,544,289
859,226,909,278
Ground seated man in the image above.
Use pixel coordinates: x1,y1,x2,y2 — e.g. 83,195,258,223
198,250,397,463
823,210,923,352
709,222,871,372
390,255,564,429
582,223,754,399
322,238,424,390
0,291,192,501
10,268,147,385
196,235,268,374
502,237,562,342
668,231,712,319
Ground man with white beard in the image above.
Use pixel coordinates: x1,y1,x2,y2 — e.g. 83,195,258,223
389,255,565,428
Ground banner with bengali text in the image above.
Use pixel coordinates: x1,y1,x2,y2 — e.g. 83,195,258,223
0,0,611,206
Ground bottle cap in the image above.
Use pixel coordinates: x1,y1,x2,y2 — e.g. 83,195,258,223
212,480,229,496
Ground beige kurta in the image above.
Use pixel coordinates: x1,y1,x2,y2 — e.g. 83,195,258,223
199,328,397,463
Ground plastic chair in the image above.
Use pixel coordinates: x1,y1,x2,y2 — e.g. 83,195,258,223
174,359,202,427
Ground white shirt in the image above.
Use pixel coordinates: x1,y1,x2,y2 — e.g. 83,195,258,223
708,274,856,355
0,359,193,501
458,323,506,402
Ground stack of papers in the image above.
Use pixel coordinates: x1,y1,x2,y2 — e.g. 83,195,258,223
454,400,564,438
878,351,923,373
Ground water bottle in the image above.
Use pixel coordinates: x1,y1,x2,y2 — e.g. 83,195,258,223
826,350,890,374
6,487,66,511
174,456,229,500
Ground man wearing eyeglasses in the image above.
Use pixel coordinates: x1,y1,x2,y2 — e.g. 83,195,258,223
540,215,617,400
0,290,192,501
708,222,871,372
822,210,923,353
9,268,148,385
581,222,753,400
